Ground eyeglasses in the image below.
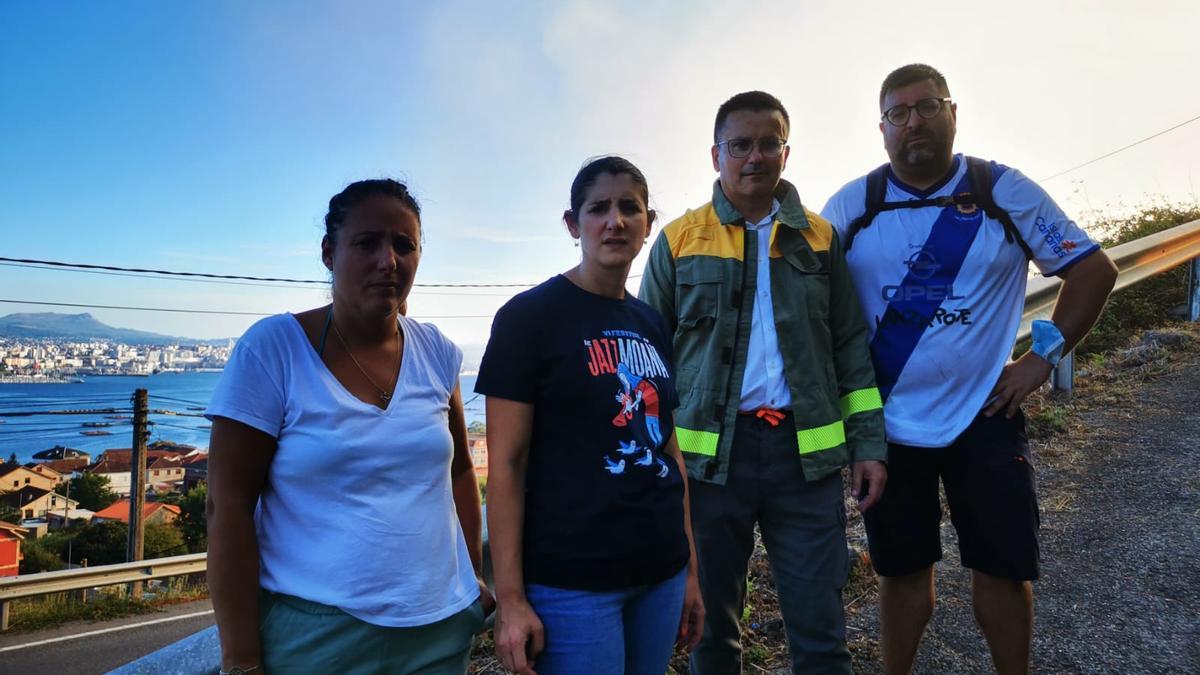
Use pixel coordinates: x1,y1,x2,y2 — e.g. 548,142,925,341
881,97,952,127
716,137,788,159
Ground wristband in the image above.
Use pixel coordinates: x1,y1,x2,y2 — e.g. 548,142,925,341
1031,319,1065,367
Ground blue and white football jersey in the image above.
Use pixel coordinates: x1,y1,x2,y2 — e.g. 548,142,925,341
821,155,1098,447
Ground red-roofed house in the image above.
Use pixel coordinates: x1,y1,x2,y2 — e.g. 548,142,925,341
98,448,186,465
0,465,57,493
0,521,29,577
40,458,89,476
148,456,185,486
86,460,132,496
25,463,65,485
182,454,208,493
92,500,181,525
468,434,488,478
0,487,80,521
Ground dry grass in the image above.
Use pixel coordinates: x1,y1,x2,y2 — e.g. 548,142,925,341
1023,323,1200,474
466,323,1200,673
7,575,209,633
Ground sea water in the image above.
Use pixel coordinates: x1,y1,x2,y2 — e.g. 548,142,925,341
0,372,483,463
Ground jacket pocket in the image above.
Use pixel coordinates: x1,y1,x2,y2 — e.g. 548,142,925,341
676,263,722,333
782,247,830,319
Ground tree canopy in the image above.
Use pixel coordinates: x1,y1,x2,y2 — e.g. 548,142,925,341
69,473,119,512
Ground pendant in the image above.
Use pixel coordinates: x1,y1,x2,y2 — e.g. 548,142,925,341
380,391,392,403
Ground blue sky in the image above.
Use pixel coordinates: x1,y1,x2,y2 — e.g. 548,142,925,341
2,1,1199,345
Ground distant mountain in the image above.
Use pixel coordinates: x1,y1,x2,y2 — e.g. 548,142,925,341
0,313,229,345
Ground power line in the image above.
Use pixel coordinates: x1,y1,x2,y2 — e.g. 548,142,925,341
0,298,270,317
149,409,208,418
149,395,210,408
0,262,519,297
153,421,211,432
0,257,538,288
0,298,495,319
0,262,319,291
1042,113,1200,182
0,397,134,407
0,419,126,427
0,403,126,415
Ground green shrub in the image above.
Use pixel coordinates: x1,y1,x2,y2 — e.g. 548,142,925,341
145,522,187,558
71,521,129,566
1076,203,1200,356
18,540,66,574
9,591,157,632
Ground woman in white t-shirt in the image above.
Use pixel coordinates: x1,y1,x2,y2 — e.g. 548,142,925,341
205,179,492,675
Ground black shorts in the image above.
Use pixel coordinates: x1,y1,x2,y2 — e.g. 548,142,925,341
864,411,1040,581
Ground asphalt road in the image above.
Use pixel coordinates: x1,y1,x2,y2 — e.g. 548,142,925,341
0,599,214,674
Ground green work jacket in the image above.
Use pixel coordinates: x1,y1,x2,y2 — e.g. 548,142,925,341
639,180,886,485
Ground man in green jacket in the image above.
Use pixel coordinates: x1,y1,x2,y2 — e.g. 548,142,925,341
640,91,887,674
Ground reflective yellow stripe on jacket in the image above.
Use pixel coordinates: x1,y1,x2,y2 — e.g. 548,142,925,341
679,386,881,458
840,387,883,419
676,427,719,457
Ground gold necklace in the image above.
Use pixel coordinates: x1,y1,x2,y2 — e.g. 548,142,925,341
330,318,400,404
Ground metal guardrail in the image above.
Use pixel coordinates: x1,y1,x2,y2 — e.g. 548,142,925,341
1018,217,1200,340
0,553,206,630
2,218,1199,640
1019,218,1200,392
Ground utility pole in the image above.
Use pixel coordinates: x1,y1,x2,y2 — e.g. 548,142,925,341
62,473,72,568
127,388,148,599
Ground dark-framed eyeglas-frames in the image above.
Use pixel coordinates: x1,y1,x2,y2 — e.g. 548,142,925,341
716,137,788,159
881,97,952,127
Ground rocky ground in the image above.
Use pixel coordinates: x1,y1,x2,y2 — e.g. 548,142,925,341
470,325,1200,674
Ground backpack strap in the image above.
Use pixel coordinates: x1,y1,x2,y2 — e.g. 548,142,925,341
847,157,1035,261
843,163,890,251
964,156,1034,260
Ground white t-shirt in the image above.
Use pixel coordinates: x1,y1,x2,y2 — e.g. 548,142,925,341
821,155,1098,447
206,313,479,627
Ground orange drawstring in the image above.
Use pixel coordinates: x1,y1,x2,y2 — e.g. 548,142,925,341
754,408,786,427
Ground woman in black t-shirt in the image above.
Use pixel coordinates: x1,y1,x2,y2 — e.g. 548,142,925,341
477,156,704,675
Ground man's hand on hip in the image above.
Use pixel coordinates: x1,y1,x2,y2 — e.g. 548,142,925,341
984,351,1054,420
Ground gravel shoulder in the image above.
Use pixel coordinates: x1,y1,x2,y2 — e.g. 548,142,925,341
841,331,1200,674
469,329,1200,674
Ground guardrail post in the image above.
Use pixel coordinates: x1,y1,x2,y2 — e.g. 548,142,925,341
1051,351,1074,393
1189,258,1200,322
1,599,9,631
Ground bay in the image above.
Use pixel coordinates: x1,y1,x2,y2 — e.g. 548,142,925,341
0,372,483,464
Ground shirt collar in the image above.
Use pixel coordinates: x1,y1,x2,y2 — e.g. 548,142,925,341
712,179,810,230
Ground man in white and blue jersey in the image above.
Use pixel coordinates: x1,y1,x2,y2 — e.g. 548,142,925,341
821,64,1116,675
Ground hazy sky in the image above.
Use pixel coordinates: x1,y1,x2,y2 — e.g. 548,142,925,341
2,1,1198,345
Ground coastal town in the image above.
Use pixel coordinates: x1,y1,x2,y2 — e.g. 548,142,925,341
0,338,233,381
0,438,490,576
0,441,210,576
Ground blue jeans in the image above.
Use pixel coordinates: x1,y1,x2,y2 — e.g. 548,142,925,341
525,566,687,675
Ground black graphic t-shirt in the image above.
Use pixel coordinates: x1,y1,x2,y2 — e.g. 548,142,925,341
476,275,688,590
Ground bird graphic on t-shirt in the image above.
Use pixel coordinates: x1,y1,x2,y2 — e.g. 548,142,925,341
616,440,641,456
604,457,626,474
618,439,655,467
654,458,669,478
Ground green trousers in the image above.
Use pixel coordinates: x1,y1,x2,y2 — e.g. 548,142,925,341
258,591,484,674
